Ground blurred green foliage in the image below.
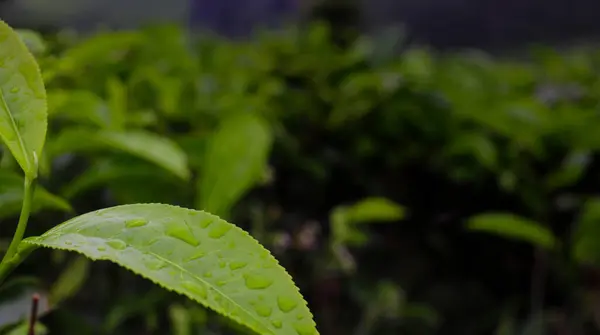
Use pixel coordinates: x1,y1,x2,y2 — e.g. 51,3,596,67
3,22,600,334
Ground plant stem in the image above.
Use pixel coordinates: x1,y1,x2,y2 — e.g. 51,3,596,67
0,177,35,282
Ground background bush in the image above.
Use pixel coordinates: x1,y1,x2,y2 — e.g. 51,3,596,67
3,22,600,334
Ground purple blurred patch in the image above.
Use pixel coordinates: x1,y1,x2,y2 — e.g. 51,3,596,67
189,0,297,37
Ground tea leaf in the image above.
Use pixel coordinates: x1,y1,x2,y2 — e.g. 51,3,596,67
0,170,71,218
47,89,109,128
61,158,178,199
571,198,600,265
344,197,405,224
49,128,190,180
23,204,318,335
0,20,47,178
197,113,273,217
467,213,557,249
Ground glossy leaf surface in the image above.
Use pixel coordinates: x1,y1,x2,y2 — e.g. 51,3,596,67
198,113,273,217
0,20,47,178
23,204,318,335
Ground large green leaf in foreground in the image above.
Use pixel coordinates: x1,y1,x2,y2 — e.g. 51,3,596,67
0,20,47,178
22,204,318,335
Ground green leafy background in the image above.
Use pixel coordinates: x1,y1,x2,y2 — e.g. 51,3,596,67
2,19,600,335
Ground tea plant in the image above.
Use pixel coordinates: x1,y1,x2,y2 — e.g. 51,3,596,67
0,20,318,335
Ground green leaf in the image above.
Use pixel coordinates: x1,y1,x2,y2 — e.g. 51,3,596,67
330,198,405,246
466,213,557,249
198,113,273,217
0,20,48,178
47,89,110,128
48,128,190,180
0,170,72,218
344,197,406,224
106,77,126,130
61,158,180,199
23,204,318,335
571,198,600,265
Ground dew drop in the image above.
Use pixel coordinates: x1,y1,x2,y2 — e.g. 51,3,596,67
199,217,213,228
97,246,106,252
208,223,231,238
106,239,127,250
145,259,167,270
293,322,315,335
296,314,304,320
182,281,207,299
203,271,213,278
229,261,248,270
64,240,73,246
271,319,283,329
216,280,227,287
166,222,200,246
125,218,148,228
253,302,272,317
277,296,298,313
243,273,273,290
10,87,19,93
186,250,206,261
218,261,226,268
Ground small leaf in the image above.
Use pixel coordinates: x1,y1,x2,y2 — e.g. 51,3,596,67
345,197,405,224
467,213,557,249
49,128,190,180
61,158,179,199
197,113,273,217
0,20,48,178
0,170,72,218
571,198,600,265
330,198,404,246
23,204,319,335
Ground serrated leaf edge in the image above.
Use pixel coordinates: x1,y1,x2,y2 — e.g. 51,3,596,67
23,203,318,335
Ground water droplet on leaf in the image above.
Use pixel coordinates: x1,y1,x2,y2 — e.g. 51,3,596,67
253,302,272,317
145,258,167,270
243,273,273,290
208,223,231,238
199,217,213,228
271,319,283,329
166,221,199,246
293,322,315,335
186,250,206,261
125,218,148,228
106,239,127,250
182,281,207,299
277,296,298,313
229,261,247,270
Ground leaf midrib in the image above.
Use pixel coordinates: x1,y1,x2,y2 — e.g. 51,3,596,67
0,86,30,171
